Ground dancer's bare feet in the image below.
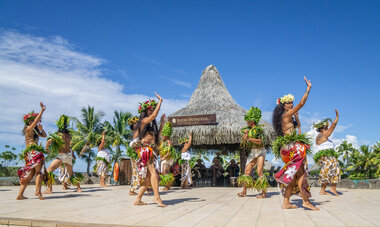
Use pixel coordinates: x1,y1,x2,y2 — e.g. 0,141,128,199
129,191,138,196
134,200,148,206
75,187,82,193
237,192,246,197
16,195,28,200
256,192,267,199
303,201,319,211
43,189,53,194
163,187,169,191
153,198,167,207
331,190,340,196
35,193,45,200
282,203,297,209
99,184,108,187
320,191,329,195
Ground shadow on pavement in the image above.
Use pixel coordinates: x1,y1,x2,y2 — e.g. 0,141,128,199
162,197,204,206
246,191,280,198
291,198,329,209
46,193,91,200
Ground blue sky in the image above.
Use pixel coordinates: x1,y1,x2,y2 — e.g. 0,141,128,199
0,0,379,170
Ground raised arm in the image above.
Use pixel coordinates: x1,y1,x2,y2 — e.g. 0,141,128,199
27,102,46,131
79,142,89,156
45,139,52,153
141,92,163,126
98,131,106,151
283,77,312,118
323,109,339,138
182,132,192,152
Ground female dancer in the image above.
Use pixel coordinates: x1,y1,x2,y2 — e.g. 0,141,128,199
17,102,48,200
272,77,319,211
314,110,341,196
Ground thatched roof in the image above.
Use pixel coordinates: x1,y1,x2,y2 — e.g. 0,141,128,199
170,65,274,149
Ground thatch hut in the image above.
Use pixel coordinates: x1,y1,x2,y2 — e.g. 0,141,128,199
169,65,274,169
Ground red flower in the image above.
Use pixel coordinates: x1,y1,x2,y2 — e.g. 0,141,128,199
145,101,149,104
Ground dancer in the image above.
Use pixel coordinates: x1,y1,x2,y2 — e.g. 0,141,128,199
128,115,140,195
95,131,111,187
159,121,176,190
272,76,319,210
313,110,341,196
237,107,269,198
180,133,192,189
17,102,48,200
132,92,166,207
44,115,83,193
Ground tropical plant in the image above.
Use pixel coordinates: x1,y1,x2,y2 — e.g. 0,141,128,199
104,111,132,176
346,144,379,179
337,141,357,165
71,106,105,174
0,145,18,167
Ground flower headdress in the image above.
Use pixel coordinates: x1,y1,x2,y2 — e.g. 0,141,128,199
138,99,158,114
162,122,173,138
179,137,189,144
313,118,332,130
56,114,70,131
23,111,38,125
276,94,295,105
128,116,139,126
244,107,262,123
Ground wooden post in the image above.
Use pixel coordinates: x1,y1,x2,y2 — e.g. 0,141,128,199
119,158,132,185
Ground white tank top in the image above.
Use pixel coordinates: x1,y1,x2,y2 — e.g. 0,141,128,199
317,139,334,151
129,138,140,147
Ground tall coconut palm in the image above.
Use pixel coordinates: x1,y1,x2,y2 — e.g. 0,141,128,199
337,141,356,165
71,106,105,175
104,111,132,176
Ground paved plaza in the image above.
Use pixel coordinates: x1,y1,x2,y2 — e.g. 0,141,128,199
0,185,379,227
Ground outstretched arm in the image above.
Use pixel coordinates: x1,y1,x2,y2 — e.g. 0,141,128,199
283,77,312,118
98,131,106,151
141,92,163,126
182,132,192,152
323,109,339,138
45,139,52,153
27,102,46,131
247,138,262,145
79,142,89,156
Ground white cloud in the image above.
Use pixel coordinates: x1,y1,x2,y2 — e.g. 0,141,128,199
0,30,187,152
170,78,191,88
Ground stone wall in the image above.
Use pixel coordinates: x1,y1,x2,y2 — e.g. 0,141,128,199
308,178,380,189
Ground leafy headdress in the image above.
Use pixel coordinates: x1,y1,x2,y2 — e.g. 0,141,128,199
313,118,332,130
244,107,262,123
138,99,158,114
23,111,38,125
56,114,70,132
128,116,139,126
162,122,173,138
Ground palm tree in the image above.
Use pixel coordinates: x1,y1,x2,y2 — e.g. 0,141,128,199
80,149,96,174
104,111,132,177
337,141,356,165
71,106,105,175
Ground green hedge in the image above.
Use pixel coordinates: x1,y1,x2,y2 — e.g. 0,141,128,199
0,167,19,177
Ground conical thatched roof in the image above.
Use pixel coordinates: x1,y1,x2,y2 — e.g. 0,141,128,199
170,65,274,149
